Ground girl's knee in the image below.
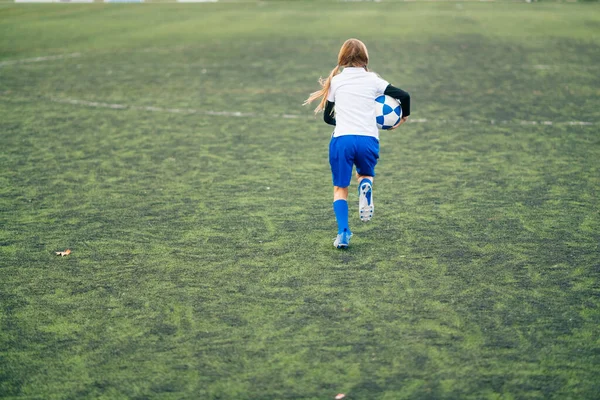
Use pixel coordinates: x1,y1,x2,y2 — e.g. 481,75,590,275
333,186,349,201
356,174,373,184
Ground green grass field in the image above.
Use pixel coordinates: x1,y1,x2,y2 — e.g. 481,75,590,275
1,1,599,399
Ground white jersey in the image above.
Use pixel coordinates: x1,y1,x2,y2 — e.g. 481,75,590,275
327,67,389,140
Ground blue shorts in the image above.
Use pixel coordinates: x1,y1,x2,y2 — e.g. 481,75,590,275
329,135,380,188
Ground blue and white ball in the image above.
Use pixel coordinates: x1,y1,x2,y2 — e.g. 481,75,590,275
375,95,402,130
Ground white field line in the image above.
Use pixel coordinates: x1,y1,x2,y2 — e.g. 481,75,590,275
392,0,533,2
51,97,259,118
342,0,529,2
0,53,81,67
49,97,596,126
0,48,596,72
1,50,596,75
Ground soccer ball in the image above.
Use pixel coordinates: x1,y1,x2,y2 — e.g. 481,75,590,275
375,95,402,130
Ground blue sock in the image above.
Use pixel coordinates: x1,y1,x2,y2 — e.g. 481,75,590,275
333,199,350,234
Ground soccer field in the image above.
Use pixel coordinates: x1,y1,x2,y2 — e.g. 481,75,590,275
1,1,599,398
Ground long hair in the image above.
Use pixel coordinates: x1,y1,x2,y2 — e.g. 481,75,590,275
303,38,370,113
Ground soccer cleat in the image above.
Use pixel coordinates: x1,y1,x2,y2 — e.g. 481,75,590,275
359,181,374,222
333,230,352,249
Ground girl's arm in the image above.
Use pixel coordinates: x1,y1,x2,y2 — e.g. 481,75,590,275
324,100,336,126
384,85,410,117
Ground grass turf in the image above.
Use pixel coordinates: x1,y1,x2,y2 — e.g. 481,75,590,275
1,1,599,399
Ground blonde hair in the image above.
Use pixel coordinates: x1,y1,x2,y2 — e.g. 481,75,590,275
303,38,370,113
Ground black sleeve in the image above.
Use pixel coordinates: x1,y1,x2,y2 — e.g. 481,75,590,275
323,100,336,126
384,84,410,118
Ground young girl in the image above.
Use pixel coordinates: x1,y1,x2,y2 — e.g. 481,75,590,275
304,38,410,249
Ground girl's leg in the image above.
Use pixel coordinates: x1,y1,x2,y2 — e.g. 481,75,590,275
334,186,349,202
357,177,374,222
330,136,354,248
333,186,350,235
354,137,379,222
356,174,373,185
332,186,351,248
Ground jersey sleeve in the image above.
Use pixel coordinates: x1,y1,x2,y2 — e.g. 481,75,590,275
323,101,336,126
374,74,390,95
384,84,410,117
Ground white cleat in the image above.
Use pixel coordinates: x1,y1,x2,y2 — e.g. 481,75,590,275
359,181,374,222
333,230,352,249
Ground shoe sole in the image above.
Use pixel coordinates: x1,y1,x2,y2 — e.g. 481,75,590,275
359,183,374,222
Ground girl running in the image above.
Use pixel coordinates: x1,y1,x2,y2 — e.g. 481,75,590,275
304,38,411,248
